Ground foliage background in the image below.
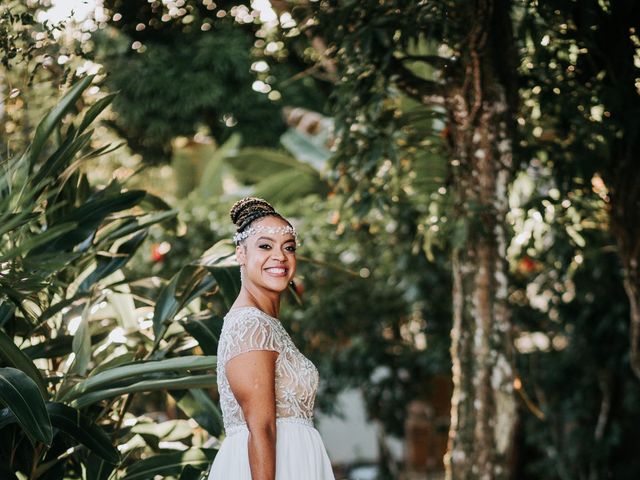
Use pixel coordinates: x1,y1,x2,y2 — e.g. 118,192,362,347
1,0,639,479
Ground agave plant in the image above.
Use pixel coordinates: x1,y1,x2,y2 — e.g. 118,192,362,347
0,76,238,479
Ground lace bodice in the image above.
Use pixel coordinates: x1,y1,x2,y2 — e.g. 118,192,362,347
216,306,320,432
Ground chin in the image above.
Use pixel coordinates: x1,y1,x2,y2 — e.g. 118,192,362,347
261,276,289,288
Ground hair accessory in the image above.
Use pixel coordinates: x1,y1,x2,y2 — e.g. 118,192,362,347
233,224,299,245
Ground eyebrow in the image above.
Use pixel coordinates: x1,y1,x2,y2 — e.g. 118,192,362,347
256,236,296,244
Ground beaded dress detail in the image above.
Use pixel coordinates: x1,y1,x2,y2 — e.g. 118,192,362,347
208,305,335,479
217,306,320,432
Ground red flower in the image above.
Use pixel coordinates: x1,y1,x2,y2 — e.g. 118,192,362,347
151,242,171,262
518,256,536,273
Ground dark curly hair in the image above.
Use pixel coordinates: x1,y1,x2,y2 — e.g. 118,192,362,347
229,197,292,244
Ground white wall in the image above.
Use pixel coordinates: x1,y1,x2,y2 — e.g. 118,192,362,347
315,388,403,466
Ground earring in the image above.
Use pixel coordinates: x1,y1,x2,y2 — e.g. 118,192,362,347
240,264,246,284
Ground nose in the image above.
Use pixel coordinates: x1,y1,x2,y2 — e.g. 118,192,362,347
272,249,286,262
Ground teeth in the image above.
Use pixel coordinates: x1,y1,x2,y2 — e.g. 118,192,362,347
266,268,286,273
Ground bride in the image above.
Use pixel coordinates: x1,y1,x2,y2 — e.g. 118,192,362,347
207,197,335,479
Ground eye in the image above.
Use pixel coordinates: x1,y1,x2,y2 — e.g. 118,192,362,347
259,244,296,252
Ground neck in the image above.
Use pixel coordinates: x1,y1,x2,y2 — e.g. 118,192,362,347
234,287,281,318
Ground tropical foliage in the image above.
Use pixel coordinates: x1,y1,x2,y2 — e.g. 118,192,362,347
0,76,239,479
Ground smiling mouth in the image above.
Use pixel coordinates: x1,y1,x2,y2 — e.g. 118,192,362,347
264,267,288,276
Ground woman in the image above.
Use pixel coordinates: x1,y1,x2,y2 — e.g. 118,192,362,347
207,197,335,480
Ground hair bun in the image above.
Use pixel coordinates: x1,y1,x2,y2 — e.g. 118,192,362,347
229,197,276,229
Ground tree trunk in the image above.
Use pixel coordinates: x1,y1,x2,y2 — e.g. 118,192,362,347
609,155,640,380
594,1,640,381
444,1,518,478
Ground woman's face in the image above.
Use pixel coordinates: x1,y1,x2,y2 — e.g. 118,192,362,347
236,216,297,293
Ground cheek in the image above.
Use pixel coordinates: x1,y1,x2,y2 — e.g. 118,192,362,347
249,251,270,265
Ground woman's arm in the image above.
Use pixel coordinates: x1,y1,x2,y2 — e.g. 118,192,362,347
226,350,279,480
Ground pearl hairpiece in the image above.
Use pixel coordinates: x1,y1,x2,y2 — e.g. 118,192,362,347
233,224,299,245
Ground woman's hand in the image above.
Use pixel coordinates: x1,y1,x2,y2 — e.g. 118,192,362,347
226,349,280,480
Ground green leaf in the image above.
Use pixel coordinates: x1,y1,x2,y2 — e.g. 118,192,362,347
0,406,16,430
153,267,215,341
78,141,126,161
179,465,206,480
104,270,139,330
31,129,93,190
226,147,316,183
0,403,119,464
193,240,239,310
253,169,326,203
280,128,331,171
0,367,52,446
0,329,48,397
0,210,39,238
121,448,216,480
22,251,84,274
70,373,217,408
35,293,89,326
0,303,14,328
138,191,174,211
85,452,116,480
23,75,94,172
71,303,92,376
179,313,224,356
97,210,177,245
22,331,109,360
46,402,120,463
77,93,117,134
197,133,241,199
131,419,195,442
37,189,146,253
89,351,137,377
170,388,224,437
79,231,147,292
0,222,78,262
62,355,215,402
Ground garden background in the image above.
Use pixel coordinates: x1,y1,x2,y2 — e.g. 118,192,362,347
1,0,639,479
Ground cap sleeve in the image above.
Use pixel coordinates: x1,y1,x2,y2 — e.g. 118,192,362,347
219,311,282,368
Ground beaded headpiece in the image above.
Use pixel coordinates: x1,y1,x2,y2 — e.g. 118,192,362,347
233,224,299,245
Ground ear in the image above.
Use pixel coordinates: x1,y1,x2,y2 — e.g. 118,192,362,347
235,244,246,265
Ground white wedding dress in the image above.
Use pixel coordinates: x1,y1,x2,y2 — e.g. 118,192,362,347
207,306,335,479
